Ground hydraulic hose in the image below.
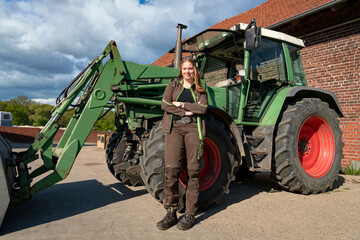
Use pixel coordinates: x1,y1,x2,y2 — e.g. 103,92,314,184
56,57,98,106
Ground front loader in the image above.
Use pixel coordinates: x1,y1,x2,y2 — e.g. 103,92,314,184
0,20,344,224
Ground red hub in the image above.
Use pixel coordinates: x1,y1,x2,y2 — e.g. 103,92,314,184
298,116,335,178
180,138,221,191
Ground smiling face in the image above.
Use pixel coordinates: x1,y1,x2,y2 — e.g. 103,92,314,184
181,61,195,83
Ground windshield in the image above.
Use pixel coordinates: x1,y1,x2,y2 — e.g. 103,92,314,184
181,29,245,63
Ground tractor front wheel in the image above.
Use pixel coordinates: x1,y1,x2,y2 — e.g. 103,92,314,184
272,98,343,194
105,132,143,186
140,116,238,211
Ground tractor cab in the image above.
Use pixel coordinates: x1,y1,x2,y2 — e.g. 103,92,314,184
180,22,307,124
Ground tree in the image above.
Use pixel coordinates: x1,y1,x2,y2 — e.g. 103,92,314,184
93,110,115,131
8,96,33,106
1,95,115,130
0,101,7,111
58,109,75,128
4,96,34,125
29,103,53,126
5,104,30,125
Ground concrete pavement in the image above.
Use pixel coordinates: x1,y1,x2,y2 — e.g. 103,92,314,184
1,144,359,240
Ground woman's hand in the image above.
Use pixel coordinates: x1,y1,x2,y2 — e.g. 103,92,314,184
172,101,193,115
172,101,185,108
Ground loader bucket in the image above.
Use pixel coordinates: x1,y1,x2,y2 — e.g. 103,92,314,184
0,133,15,226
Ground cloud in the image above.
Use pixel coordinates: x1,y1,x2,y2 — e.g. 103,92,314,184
32,98,57,105
0,0,266,104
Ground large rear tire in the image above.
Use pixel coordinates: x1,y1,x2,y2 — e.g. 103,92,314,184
140,116,238,211
272,98,343,194
105,132,143,186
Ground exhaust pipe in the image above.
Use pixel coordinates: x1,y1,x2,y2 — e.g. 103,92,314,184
174,23,187,69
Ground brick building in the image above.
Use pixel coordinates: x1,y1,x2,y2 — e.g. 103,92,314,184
153,0,360,166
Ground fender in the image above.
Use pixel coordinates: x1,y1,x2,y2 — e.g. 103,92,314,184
287,86,343,117
207,106,245,159
260,86,343,126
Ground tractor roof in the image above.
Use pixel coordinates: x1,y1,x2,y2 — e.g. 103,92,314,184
233,22,305,47
180,23,305,54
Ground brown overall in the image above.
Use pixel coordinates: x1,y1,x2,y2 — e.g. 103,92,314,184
161,80,208,215
164,121,200,215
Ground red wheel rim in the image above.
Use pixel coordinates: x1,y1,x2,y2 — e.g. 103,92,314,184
298,116,335,178
180,138,221,191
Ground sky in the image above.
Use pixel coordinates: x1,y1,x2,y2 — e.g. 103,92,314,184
0,0,266,105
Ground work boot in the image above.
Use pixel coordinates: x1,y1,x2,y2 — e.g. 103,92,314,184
156,209,178,230
177,214,196,230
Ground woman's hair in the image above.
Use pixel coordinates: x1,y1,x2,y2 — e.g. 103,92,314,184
177,58,205,93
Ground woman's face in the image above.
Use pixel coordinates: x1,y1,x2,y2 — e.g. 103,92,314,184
181,61,195,82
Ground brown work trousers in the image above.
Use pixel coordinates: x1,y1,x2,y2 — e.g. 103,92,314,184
164,122,201,215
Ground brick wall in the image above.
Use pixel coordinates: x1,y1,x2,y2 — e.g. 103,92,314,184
0,126,104,144
300,22,360,166
202,21,360,166
204,57,228,86
254,58,285,81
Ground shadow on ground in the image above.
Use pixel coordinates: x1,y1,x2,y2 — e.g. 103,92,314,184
0,180,147,235
196,172,346,222
1,171,346,235
332,175,346,189
196,172,278,222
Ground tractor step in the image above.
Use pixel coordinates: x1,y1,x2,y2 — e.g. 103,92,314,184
0,134,15,226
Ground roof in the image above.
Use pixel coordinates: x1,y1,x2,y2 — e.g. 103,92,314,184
152,0,335,66
210,0,335,29
232,23,305,47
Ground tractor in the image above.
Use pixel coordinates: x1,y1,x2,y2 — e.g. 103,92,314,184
0,19,343,224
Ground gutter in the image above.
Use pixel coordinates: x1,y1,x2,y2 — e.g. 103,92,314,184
267,0,349,29
299,17,360,38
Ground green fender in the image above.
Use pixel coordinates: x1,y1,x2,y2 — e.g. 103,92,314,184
260,86,344,126
207,107,245,159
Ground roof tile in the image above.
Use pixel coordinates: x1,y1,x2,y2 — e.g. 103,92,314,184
153,0,333,66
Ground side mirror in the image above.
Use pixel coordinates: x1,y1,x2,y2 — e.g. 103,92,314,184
244,19,261,51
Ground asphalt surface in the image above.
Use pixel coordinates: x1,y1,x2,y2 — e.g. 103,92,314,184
1,144,359,240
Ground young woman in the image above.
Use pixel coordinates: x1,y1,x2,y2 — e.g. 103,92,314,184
157,58,208,230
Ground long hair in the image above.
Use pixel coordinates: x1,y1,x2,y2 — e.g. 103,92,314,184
177,58,205,93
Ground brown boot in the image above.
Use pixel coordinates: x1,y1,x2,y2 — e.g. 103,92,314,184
156,209,178,230
177,214,195,230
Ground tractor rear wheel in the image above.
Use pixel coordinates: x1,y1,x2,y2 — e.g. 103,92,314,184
140,116,238,211
105,132,143,186
272,98,343,194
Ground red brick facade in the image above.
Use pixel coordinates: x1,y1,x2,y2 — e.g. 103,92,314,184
300,23,360,165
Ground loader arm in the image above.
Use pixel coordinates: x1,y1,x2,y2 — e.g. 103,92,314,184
9,41,124,204
8,41,173,205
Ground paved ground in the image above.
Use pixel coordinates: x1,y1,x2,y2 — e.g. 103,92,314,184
1,144,359,240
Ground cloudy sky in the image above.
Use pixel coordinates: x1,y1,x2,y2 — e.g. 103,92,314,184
0,0,266,105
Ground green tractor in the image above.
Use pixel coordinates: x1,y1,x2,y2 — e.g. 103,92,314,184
0,19,343,222
106,20,344,210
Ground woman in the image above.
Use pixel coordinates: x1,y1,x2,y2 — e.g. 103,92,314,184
157,58,208,231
